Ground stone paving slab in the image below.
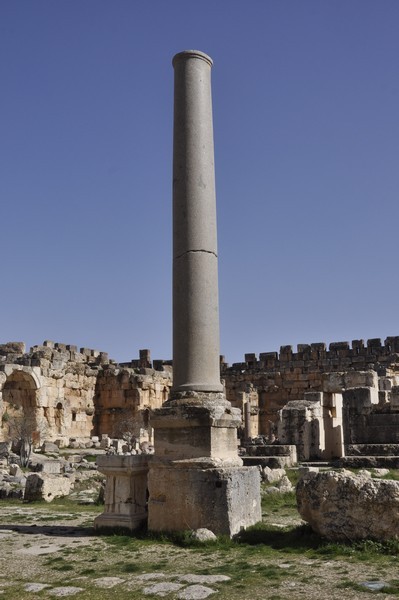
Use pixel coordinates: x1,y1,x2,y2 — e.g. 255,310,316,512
92,576,125,588
48,587,84,597
177,574,230,584
143,582,185,596
176,585,216,600
24,583,51,592
18,543,63,555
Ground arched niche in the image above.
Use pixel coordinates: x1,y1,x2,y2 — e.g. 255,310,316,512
1,369,39,440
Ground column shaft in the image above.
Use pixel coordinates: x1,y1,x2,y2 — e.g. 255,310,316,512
172,50,223,393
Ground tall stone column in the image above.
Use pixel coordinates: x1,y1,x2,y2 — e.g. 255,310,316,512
147,51,261,537
172,50,223,394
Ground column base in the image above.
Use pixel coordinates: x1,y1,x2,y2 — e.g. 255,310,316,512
147,458,261,537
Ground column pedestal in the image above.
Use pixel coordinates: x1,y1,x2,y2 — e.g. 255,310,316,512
148,395,261,536
94,455,150,531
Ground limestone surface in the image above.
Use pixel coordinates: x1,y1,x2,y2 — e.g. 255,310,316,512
297,470,399,540
24,473,72,502
176,585,216,599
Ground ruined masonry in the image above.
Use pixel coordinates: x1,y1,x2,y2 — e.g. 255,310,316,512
223,336,399,466
0,341,171,447
2,336,399,468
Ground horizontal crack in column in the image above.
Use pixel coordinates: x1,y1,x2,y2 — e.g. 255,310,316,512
175,249,218,259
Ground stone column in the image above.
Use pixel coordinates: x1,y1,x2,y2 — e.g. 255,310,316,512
172,50,223,394
147,51,261,537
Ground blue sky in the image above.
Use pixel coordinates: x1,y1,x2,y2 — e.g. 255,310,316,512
1,1,398,364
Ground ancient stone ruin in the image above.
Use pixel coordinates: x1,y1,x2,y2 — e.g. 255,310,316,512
3,49,399,541
222,337,399,466
3,337,399,469
0,341,171,449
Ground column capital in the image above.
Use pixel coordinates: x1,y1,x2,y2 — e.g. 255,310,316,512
172,50,213,68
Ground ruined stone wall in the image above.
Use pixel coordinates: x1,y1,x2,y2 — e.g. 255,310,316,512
222,337,399,437
95,365,171,442
0,341,172,445
3,336,399,451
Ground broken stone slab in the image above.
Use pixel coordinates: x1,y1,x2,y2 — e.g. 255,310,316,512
176,585,216,600
24,583,51,592
297,470,399,540
262,467,286,483
48,587,84,597
276,475,293,492
373,468,390,477
9,464,22,477
41,441,60,454
143,582,184,596
24,473,72,502
133,573,170,582
39,461,62,475
177,575,230,584
92,577,125,588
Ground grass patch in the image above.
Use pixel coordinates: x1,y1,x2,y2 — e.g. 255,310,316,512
83,455,98,463
121,563,141,573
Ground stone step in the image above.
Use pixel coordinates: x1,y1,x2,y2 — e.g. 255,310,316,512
242,456,294,469
246,444,296,457
299,461,332,468
346,444,399,456
338,456,399,468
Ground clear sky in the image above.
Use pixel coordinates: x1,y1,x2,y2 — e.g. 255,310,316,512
1,1,398,365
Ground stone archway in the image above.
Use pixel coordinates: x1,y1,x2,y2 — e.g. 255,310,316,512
0,369,39,443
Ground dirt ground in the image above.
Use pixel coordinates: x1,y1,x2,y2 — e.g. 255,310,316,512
1,501,399,600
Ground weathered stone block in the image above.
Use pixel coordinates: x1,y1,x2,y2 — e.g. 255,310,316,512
297,470,399,541
94,455,150,531
148,459,261,536
25,473,72,502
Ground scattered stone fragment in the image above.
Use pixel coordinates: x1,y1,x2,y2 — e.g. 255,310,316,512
176,585,216,600
373,468,390,477
262,467,286,484
276,475,293,492
178,575,230,584
358,469,372,478
360,581,387,591
49,587,84,597
24,583,51,592
134,573,169,582
189,529,217,542
142,582,184,596
92,577,125,588
298,466,319,478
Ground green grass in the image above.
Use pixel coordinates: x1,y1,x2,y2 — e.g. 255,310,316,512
3,471,399,600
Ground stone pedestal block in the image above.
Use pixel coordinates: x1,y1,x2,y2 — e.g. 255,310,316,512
148,458,261,537
94,454,150,531
151,395,242,462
